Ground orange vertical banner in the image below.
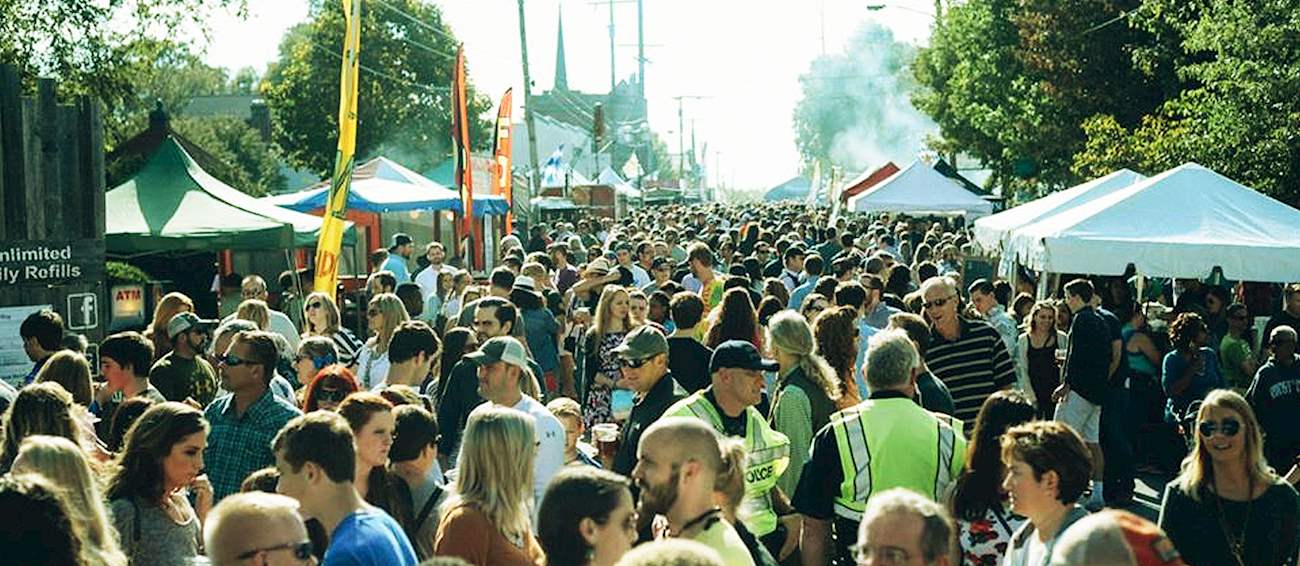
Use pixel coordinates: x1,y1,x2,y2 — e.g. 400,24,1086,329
450,44,477,269
491,88,514,234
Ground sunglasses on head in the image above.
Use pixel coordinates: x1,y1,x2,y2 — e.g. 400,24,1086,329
236,541,314,561
923,295,957,310
1199,418,1241,438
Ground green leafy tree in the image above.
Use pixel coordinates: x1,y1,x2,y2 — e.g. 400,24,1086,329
0,0,244,144
172,116,286,196
1073,0,1300,207
913,0,1166,200
793,23,933,177
263,0,493,176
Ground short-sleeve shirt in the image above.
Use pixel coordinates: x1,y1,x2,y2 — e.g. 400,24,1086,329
325,508,418,566
1220,334,1254,389
149,351,219,406
382,255,412,283
204,388,303,501
109,495,200,564
692,517,756,566
667,337,714,394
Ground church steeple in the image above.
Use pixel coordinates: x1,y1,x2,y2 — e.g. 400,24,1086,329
554,7,569,91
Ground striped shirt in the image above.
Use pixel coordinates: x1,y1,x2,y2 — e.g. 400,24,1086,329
927,318,1016,429
329,328,363,367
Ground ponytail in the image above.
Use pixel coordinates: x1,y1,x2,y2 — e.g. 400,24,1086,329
714,438,748,516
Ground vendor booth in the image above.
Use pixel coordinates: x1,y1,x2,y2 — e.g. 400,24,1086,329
846,160,994,219
974,168,1145,256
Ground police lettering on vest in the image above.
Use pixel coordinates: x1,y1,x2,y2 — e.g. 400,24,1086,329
664,390,791,537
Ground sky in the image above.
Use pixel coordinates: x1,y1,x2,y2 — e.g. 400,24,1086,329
203,0,937,191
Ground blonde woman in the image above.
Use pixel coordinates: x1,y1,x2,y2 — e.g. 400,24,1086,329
435,406,543,566
11,435,128,566
0,382,87,473
302,291,363,368
357,293,409,390
1158,389,1300,566
144,292,194,362
1015,300,1068,418
578,285,637,429
766,310,841,496
235,299,272,330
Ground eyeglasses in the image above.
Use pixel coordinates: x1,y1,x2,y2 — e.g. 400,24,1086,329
1199,418,1241,438
366,308,381,317
850,543,911,565
236,540,314,561
306,301,324,311
922,295,958,310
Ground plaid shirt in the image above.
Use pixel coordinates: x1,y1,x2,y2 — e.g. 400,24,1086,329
204,388,301,501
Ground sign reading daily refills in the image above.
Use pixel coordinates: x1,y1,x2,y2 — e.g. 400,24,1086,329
0,240,104,285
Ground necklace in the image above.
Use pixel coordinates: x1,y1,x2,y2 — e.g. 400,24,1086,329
1212,473,1254,566
672,507,722,538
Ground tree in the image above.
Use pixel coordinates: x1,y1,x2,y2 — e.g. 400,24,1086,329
792,23,933,177
0,0,244,144
262,0,493,176
1073,0,1300,207
912,0,1167,200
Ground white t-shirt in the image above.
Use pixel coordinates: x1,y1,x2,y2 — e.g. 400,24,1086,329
219,311,300,351
510,395,565,509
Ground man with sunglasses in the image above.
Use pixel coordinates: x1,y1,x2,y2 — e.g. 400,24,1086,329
609,326,686,477
921,276,1016,432
151,312,219,408
206,330,303,501
205,492,317,566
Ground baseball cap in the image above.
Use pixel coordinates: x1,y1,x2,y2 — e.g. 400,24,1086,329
1050,510,1185,566
166,312,217,339
464,336,529,370
709,340,779,373
612,326,668,361
391,233,413,248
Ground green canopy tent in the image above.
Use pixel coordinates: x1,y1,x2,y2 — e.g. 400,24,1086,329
106,136,355,255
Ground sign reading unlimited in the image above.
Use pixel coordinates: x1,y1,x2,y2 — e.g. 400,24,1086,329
0,240,105,286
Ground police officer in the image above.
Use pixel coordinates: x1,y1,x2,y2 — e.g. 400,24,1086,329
663,340,798,560
792,329,967,566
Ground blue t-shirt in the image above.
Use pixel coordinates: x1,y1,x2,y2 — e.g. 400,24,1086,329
381,255,411,282
324,509,417,566
1161,347,1224,422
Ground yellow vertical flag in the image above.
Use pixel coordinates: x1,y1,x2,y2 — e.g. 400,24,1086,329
313,0,363,297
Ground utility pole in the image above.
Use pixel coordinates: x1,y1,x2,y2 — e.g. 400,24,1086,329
637,0,646,99
608,0,616,91
672,95,709,188
517,0,541,216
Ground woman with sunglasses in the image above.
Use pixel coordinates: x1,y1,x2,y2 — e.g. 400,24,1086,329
1163,312,1225,423
302,364,361,412
1158,389,1300,566
302,291,362,369
357,293,410,390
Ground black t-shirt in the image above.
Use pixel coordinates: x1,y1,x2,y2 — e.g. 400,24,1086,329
435,359,483,459
668,337,713,394
612,373,686,476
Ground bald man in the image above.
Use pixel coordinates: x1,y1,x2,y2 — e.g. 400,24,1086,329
204,492,315,566
633,417,755,566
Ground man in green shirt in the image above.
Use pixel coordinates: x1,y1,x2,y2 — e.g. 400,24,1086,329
150,312,219,407
1219,303,1258,392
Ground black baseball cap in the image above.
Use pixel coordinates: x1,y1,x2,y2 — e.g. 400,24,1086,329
709,340,779,373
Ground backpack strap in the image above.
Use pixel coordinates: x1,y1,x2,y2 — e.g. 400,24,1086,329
413,484,444,532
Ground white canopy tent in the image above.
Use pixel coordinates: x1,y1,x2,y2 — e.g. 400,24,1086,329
973,168,1145,255
1006,162,1300,282
597,167,641,199
846,160,994,219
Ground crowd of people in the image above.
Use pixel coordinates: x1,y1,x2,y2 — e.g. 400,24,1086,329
3,201,1300,566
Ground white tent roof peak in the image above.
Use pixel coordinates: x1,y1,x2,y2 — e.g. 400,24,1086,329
974,168,1145,254
1007,162,1300,281
846,160,993,218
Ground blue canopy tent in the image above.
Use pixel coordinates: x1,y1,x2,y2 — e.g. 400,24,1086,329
266,156,508,215
764,175,827,203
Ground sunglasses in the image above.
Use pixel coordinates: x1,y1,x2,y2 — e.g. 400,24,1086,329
237,541,314,561
305,301,324,311
220,353,254,367
315,387,348,403
367,308,381,317
620,356,652,369
1199,418,1241,438
923,295,957,310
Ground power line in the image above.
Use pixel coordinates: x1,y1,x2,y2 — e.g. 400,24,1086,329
309,41,449,95
370,0,460,44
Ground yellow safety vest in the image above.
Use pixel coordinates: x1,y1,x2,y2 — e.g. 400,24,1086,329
665,391,791,536
828,397,966,522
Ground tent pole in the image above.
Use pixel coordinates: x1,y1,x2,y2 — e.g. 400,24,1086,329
285,249,306,325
